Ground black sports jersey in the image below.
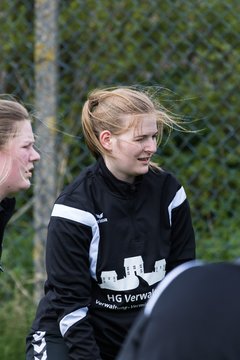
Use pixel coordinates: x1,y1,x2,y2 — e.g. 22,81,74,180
0,197,15,271
117,260,240,360
28,157,195,359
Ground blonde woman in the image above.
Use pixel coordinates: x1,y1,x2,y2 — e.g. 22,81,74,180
27,87,195,360
0,98,40,271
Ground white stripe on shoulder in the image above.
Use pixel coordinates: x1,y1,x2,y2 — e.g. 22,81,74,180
52,204,96,226
59,307,88,336
51,204,100,280
144,260,203,317
168,186,186,226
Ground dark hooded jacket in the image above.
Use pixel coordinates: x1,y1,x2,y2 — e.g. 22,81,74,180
117,260,240,360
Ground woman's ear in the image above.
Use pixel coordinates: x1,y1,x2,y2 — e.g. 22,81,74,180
99,130,112,151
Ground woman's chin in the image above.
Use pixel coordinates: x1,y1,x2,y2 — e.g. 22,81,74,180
20,180,31,190
137,166,150,175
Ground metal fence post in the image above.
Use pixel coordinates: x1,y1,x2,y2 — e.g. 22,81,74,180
33,0,59,303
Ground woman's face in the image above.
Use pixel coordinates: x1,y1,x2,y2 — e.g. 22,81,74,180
102,113,158,183
0,119,40,198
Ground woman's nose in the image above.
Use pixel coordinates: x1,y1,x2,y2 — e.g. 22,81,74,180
31,148,41,161
145,138,157,153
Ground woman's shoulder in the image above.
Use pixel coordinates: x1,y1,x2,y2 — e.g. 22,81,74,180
148,166,181,186
146,167,184,203
0,197,16,214
54,162,98,208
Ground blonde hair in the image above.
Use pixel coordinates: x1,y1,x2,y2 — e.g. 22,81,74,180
81,87,177,159
0,98,30,150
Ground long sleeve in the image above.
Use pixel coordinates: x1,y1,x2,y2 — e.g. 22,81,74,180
164,183,195,273
45,203,102,360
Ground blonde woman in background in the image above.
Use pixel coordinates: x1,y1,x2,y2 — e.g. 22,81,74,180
0,97,40,271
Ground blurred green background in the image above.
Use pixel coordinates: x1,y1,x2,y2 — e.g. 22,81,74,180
0,0,240,358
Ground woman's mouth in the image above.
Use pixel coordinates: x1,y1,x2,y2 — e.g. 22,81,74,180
25,168,33,177
138,157,150,164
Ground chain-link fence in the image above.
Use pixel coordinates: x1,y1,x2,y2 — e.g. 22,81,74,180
1,0,240,304
1,0,240,357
